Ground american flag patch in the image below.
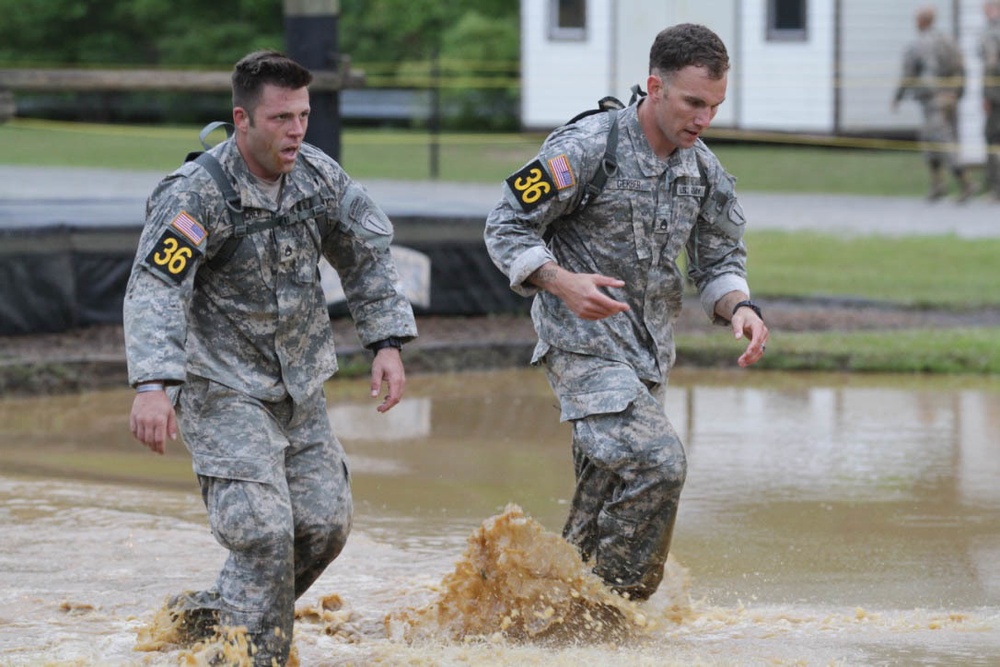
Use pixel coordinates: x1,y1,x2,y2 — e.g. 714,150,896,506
547,154,575,190
170,210,207,245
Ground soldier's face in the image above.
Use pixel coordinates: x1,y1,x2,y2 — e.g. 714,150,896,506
234,83,310,180
647,66,726,154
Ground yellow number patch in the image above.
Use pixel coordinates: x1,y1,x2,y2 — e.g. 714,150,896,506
145,228,200,284
505,159,557,211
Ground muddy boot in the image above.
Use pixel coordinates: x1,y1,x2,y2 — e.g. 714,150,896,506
166,590,221,645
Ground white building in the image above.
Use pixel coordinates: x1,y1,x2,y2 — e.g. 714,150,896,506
521,0,989,162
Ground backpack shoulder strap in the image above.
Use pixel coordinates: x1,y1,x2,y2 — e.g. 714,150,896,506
193,151,247,272
573,86,645,214
576,107,619,213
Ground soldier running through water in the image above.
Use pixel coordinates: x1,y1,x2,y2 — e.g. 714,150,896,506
484,23,768,602
124,50,417,665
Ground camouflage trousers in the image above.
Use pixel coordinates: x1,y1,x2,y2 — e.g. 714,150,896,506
919,94,961,170
985,103,1000,197
542,348,686,601
176,376,353,666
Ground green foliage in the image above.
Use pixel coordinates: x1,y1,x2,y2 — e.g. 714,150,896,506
0,0,282,66
339,0,516,64
0,0,520,127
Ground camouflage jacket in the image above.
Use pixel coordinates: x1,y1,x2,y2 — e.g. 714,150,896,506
895,29,966,104
123,138,417,404
484,102,749,385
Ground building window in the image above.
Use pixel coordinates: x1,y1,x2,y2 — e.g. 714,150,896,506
767,0,807,41
549,0,586,41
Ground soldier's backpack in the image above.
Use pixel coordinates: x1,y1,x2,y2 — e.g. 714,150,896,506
567,84,646,213
183,122,329,273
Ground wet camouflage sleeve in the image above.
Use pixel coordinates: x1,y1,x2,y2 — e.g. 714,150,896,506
123,163,216,387
311,167,418,347
483,114,606,296
684,162,750,324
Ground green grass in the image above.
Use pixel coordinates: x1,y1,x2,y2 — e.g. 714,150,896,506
0,118,933,195
745,231,1000,308
3,118,996,375
678,328,1000,375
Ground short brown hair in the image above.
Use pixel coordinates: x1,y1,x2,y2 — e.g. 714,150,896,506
232,50,313,114
649,24,730,79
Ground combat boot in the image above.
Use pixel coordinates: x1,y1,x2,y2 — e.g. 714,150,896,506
165,590,221,645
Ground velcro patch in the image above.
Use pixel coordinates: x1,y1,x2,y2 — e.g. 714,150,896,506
169,210,207,245
547,154,575,190
505,159,557,211
145,228,200,284
675,183,706,197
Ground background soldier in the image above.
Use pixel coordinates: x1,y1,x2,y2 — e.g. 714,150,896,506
893,5,976,202
484,24,768,602
124,50,417,665
980,1,1000,199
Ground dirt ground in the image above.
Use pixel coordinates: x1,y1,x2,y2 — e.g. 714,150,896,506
2,297,999,396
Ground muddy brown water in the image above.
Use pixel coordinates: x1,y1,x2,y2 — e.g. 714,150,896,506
1,368,998,666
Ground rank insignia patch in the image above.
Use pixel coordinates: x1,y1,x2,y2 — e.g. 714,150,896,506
547,154,575,190
169,210,207,245
506,159,557,211
145,228,200,284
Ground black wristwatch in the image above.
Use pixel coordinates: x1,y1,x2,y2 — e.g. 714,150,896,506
368,337,403,353
731,299,762,320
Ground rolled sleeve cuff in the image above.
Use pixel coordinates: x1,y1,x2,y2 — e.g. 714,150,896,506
700,274,750,324
508,246,556,297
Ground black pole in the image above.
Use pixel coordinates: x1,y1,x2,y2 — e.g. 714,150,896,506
284,0,341,161
429,48,441,180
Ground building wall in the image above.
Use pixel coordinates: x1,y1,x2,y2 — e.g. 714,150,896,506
521,0,614,129
613,0,738,127
839,0,951,134
521,0,736,130
520,0,985,164
735,0,836,132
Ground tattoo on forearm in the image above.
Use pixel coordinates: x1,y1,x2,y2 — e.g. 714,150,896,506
532,266,558,286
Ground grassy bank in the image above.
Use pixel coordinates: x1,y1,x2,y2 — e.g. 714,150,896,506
2,119,996,375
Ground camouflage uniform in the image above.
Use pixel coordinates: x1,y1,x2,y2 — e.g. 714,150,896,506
484,103,750,600
124,137,416,664
981,16,1000,198
894,28,973,199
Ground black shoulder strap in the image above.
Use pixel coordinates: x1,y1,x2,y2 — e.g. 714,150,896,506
573,85,645,214
191,135,332,273
576,108,619,213
194,151,248,272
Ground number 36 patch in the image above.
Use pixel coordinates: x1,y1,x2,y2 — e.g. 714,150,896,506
145,228,202,284
505,159,558,211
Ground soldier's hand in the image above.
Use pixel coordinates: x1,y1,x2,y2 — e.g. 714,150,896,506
533,263,630,321
130,391,177,455
371,347,405,413
731,308,769,368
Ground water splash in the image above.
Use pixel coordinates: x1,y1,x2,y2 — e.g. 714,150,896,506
385,503,692,646
133,594,299,666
